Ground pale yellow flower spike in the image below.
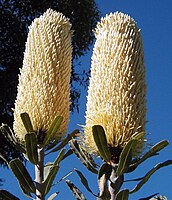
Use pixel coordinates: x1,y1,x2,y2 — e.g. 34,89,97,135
13,9,73,141
84,12,146,157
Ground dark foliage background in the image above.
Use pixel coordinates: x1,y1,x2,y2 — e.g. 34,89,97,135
0,0,100,167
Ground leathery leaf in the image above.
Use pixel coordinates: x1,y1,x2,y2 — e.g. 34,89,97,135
0,189,20,200
92,125,111,162
116,189,129,200
66,180,87,200
25,132,38,164
44,165,59,195
130,160,172,194
44,116,63,146
0,125,26,153
127,140,169,172
9,158,36,193
116,139,136,176
69,139,98,174
20,113,34,133
75,169,97,197
49,129,80,153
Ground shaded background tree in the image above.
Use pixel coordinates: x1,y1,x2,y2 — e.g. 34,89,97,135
0,0,100,167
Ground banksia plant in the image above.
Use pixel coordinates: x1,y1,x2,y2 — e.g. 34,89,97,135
13,8,72,142
0,10,172,200
65,12,172,200
0,9,81,200
84,12,146,160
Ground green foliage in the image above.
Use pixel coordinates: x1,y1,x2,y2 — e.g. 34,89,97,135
130,160,172,194
44,165,59,195
75,169,97,197
66,180,87,200
0,189,20,200
20,183,33,199
9,158,36,193
92,125,111,162
20,113,34,133
67,126,172,200
116,139,136,176
127,140,169,173
116,189,129,200
43,116,63,146
0,124,25,167
0,124,26,154
44,149,66,195
69,139,98,174
53,148,66,165
47,129,80,153
25,133,38,164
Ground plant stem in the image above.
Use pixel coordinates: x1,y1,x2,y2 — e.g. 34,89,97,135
109,167,117,200
108,165,124,200
35,147,45,200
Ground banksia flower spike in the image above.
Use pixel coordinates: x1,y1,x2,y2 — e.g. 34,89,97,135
13,9,73,142
84,12,146,159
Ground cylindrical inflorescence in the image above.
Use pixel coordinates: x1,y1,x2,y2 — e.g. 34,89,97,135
13,9,73,141
84,12,146,157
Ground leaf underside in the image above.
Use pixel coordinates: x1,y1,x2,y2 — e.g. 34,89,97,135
66,180,87,200
69,139,98,174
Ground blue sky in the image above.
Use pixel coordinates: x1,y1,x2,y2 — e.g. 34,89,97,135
1,1,172,199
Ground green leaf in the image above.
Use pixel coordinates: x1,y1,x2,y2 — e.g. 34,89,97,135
44,149,66,188
66,180,87,200
127,140,169,173
0,189,20,200
49,129,80,153
54,148,66,166
75,169,97,197
116,139,136,176
0,125,26,153
9,158,36,193
62,149,73,160
116,189,129,200
130,160,172,194
44,116,63,146
44,165,59,195
20,183,33,199
20,113,34,133
25,133,38,164
124,177,143,182
47,192,59,200
69,139,98,174
92,125,111,162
